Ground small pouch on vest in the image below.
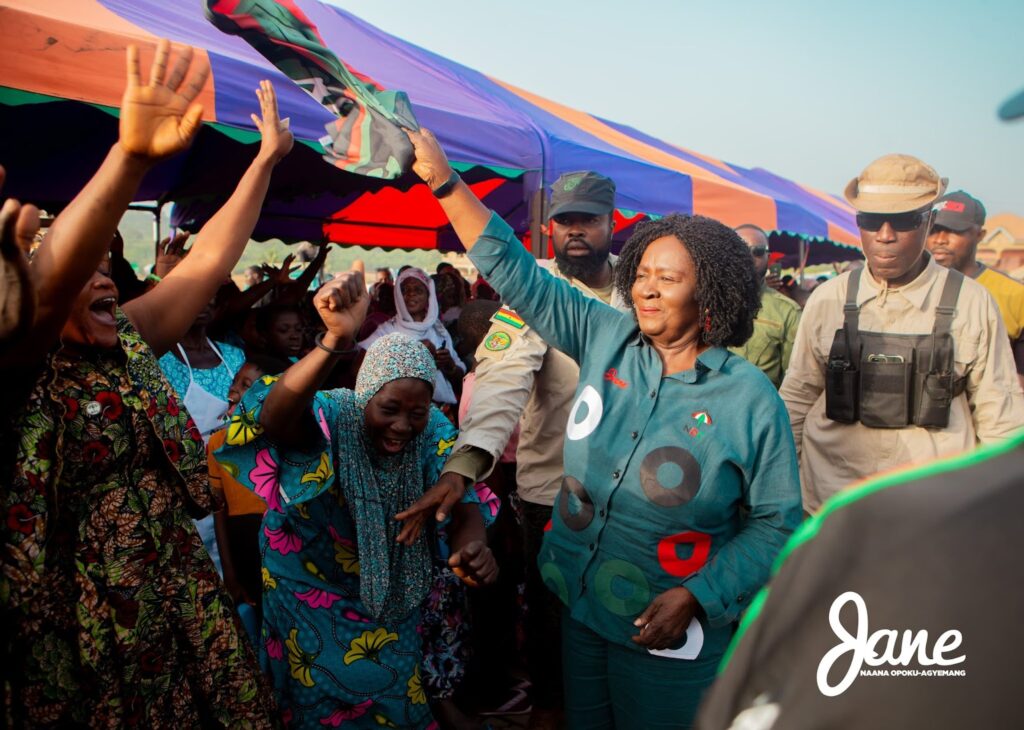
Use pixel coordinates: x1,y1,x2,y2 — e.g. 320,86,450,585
826,362,859,423
911,273,965,429
914,372,955,428
825,327,859,423
913,331,958,428
859,354,913,428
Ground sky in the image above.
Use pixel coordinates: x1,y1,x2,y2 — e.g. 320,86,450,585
328,0,1024,217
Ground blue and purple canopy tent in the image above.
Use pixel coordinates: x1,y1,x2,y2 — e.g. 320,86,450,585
0,0,862,264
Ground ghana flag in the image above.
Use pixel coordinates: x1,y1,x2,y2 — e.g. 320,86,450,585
206,0,419,179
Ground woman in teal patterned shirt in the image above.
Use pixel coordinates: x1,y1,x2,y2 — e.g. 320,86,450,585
402,129,803,729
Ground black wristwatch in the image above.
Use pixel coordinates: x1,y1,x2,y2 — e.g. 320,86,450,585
431,170,461,199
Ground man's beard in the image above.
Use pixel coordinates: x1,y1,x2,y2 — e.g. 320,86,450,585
555,241,609,281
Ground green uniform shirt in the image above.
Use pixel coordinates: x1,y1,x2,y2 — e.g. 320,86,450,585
729,286,801,388
469,213,803,661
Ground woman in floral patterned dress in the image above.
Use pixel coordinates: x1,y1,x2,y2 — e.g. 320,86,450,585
215,274,498,729
1,41,291,726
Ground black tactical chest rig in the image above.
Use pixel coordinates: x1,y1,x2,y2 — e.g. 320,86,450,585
825,267,966,429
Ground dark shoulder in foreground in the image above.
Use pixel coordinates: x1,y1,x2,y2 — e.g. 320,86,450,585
696,431,1024,730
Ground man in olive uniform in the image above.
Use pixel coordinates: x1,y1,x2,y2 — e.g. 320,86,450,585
406,171,627,729
729,224,801,388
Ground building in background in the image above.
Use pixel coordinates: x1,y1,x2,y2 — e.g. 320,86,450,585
980,213,1024,279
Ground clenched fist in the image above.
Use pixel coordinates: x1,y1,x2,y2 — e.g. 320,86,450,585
314,271,369,342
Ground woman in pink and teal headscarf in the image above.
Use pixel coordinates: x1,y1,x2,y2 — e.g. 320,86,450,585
216,273,498,729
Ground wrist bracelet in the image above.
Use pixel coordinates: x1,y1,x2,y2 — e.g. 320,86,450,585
146,273,162,283
431,170,461,199
315,331,359,356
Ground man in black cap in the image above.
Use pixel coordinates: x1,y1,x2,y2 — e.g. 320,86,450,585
927,190,1024,385
400,171,625,729
544,171,618,284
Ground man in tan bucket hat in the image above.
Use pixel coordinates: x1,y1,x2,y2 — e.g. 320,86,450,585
780,154,1023,512
843,153,948,213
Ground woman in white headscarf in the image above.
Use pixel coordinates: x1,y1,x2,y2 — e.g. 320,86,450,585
358,266,465,405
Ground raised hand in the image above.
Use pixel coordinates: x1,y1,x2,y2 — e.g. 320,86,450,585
121,39,210,160
403,127,490,252
262,254,298,285
0,165,40,345
153,231,191,278
313,271,369,342
404,128,454,190
251,80,294,164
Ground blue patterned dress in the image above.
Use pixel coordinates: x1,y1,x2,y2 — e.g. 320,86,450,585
216,377,492,729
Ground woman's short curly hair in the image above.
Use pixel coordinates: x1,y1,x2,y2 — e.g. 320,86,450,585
613,214,762,348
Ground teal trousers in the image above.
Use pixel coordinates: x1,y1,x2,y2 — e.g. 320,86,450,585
562,611,720,729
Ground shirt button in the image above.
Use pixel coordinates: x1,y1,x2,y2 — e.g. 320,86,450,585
599,509,606,518
630,431,638,439
649,389,656,398
588,543,595,551
581,580,587,593
612,470,621,479
737,592,748,603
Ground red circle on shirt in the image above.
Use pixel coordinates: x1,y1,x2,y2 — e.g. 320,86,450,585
657,530,711,577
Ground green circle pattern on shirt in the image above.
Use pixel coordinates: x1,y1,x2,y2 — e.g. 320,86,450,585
595,559,651,616
540,561,569,604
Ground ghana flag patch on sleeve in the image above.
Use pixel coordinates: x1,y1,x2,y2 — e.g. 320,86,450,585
492,307,526,330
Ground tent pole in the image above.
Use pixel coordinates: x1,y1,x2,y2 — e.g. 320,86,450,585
529,187,545,259
154,202,163,245
797,235,807,284
126,203,163,264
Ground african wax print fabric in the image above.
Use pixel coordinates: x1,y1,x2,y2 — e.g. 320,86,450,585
0,311,276,727
215,371,495,729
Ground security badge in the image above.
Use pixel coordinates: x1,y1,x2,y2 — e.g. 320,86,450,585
479,307,527,355
484,331,512,351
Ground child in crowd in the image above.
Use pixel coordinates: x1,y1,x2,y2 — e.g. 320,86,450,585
209,354,291,645
255,304,307,362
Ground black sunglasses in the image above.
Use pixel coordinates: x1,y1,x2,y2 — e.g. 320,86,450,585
855,210,930,233
750,245,769,257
